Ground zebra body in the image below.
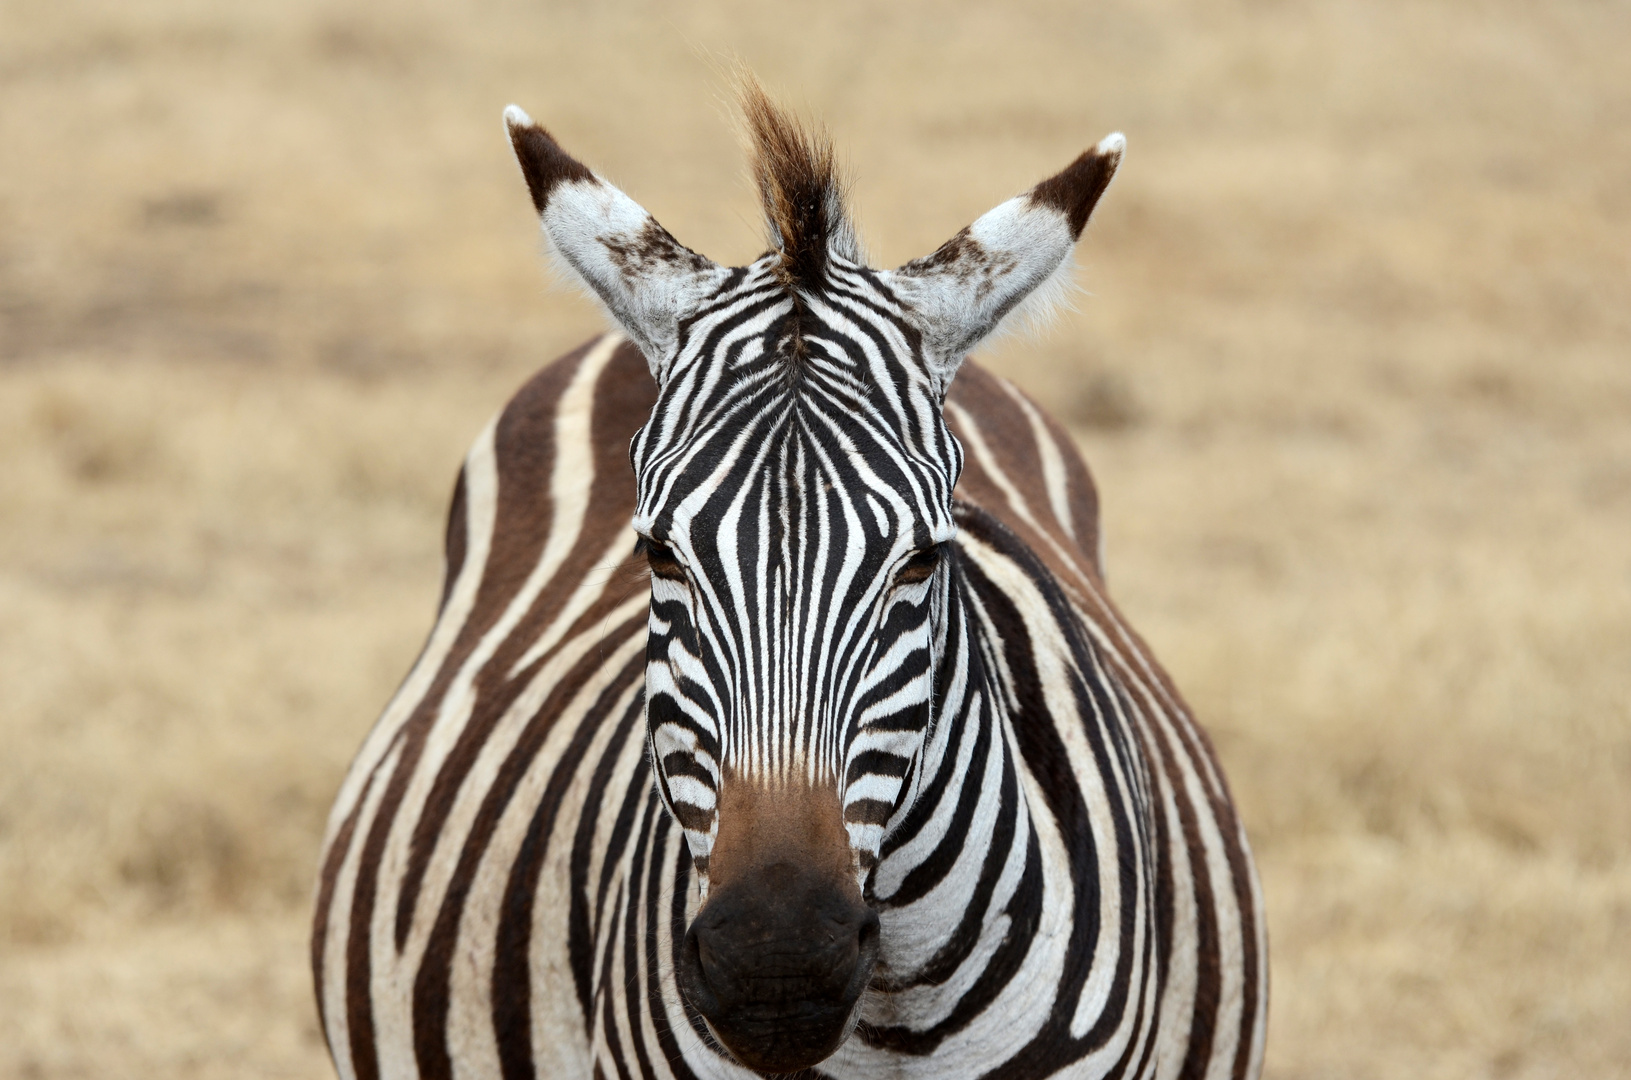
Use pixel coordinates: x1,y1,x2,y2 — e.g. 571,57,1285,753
313,85,1266,1080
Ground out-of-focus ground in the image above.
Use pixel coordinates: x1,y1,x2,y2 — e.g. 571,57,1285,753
1,0,1627,1076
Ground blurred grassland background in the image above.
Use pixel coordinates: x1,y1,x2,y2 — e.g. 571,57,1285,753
2,0,1629,1077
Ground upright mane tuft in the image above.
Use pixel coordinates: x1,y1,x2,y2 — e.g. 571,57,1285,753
739,76,861,291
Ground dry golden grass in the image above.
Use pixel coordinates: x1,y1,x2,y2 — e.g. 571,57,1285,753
2,0,1628,1076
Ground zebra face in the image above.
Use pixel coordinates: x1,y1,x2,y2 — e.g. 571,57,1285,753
629,272,963,889
628,264,961,1074
505,80,1122,1075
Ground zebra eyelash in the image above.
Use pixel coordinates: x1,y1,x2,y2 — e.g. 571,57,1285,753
894,543,944,586
634,535,689,582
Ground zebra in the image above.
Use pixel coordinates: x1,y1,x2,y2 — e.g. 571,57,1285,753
311,80,1267,1080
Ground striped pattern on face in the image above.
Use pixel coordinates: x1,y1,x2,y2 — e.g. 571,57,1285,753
629,256,964,883
310,80,1267,1080
309,336,1267,1080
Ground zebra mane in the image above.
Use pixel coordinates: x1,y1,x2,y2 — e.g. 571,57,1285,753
739,77,864,292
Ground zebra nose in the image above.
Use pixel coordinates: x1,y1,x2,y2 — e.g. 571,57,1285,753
676,863,880,1074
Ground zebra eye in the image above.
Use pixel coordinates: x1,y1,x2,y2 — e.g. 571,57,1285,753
637,536,689,582
895,544,943,586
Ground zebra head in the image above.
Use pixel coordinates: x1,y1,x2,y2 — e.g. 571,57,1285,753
506,83,1121,1075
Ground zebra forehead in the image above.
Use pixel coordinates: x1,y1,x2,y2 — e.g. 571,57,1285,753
634,416,956,546
632,361,960,539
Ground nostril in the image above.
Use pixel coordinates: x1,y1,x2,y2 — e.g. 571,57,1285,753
858,906,880,947
838,905,881,1006
845,904,879,956
676,925,722,1018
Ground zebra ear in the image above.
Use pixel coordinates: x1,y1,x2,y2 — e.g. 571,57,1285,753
505,106,729,380
883,133,1125,390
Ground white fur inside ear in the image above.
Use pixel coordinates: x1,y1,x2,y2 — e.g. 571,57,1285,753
883,195,1078,388
541,179,653,287
503,104,534,131
533,176,730,377
987,242,1079,345
962,196,1078,341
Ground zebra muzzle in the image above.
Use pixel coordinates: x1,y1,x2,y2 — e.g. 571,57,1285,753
676,861,880,1075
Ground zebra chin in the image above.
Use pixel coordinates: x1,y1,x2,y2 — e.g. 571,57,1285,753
674,861,880,1075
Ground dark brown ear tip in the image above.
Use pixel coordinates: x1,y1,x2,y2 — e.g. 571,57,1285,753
502,104,594,214
1030,132,1125,239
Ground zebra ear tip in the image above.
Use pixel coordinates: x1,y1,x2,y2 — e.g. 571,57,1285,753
1029,133,1126,240
504,106,595,214
503,104,535,133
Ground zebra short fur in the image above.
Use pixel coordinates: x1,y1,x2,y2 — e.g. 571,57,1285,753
313,78,1266,1080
